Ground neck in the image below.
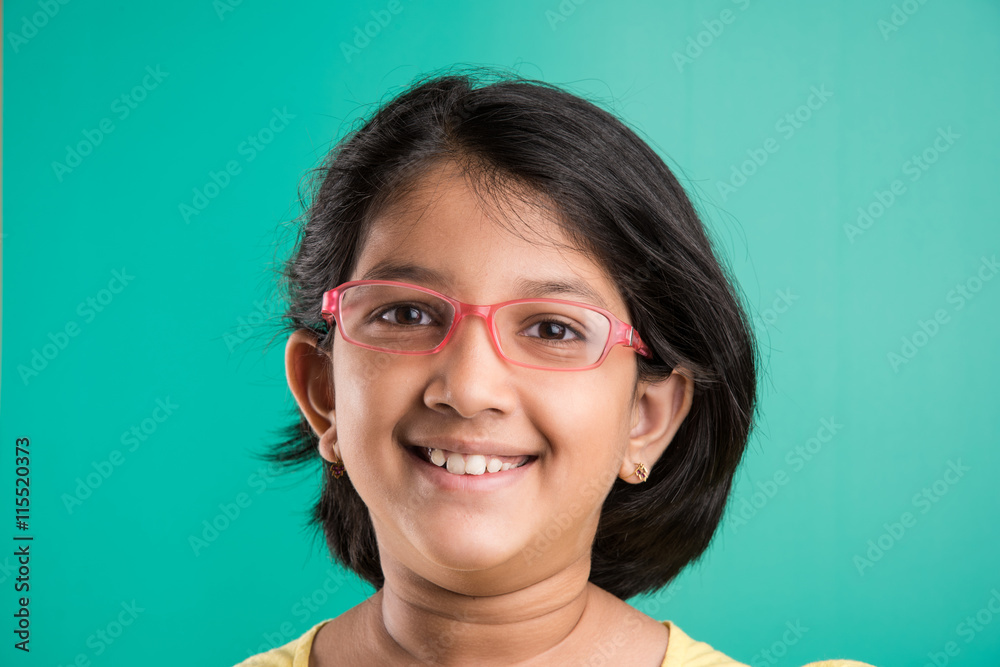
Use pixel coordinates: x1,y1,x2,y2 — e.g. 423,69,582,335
372,552,599,665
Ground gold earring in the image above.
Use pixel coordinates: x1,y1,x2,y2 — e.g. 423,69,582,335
329,459,345,479
633,462,649,483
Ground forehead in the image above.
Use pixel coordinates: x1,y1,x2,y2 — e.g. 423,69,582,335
351,162,627,315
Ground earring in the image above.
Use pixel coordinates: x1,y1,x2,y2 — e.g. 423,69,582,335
633,462,649,483
320,430,344,479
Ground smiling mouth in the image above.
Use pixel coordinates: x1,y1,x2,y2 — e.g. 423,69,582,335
408,446,536,476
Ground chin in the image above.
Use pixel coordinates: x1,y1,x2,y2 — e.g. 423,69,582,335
412,527,526,577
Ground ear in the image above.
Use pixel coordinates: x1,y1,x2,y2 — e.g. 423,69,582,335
619,367,694,484
285,329,339,463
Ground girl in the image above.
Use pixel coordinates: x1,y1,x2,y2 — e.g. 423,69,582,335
237,68,874,666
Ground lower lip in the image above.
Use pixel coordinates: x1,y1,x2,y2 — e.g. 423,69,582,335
404,446,535,492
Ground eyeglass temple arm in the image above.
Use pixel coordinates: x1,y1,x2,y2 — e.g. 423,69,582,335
629,328,653,358
321,291,339,328
617,317,652,358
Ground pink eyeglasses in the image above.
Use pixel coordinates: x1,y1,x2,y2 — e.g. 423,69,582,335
321,280,652,371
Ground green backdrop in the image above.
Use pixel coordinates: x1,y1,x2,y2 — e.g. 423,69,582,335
3,1,999,665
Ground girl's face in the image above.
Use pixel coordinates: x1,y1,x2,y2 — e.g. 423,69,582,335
329,162,645,593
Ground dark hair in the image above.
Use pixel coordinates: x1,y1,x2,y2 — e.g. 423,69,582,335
263,66,759,601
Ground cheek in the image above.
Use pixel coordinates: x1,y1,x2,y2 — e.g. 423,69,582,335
331,350,411,474
531,369,633,464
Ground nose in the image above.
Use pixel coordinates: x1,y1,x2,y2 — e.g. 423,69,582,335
447,309,502,358
423,310,514,417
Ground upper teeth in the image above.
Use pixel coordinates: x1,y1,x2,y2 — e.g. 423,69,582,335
427,448,527,475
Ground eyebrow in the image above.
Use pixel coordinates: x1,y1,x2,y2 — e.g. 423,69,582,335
359,262,610,310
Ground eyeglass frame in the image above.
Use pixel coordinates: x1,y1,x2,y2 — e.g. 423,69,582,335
320,279,653,372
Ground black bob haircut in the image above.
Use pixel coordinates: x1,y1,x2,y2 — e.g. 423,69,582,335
264,66,760,601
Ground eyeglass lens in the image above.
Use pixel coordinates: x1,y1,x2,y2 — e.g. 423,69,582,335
338,284,612,369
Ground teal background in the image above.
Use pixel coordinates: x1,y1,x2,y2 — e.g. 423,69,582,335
3,1,999,665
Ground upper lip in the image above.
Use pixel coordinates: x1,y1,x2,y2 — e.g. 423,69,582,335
404,437,534,458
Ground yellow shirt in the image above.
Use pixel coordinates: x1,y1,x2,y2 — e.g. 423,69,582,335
232,618,877,666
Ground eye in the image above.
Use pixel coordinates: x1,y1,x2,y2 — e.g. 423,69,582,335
375,303,437,326
521,319,586,343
